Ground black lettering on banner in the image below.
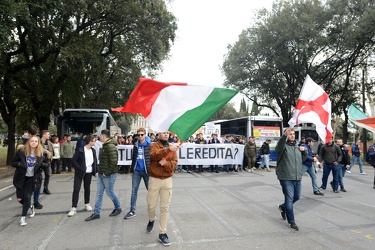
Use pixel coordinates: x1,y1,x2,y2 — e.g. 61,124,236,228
225,148,233,159
195,147,202,159
217,148,225,158
118,148,125,161
202,148,209,159
187,148,194,159
178,148,185,159
234,148,238,158
126,148,133,161
209,148,217,158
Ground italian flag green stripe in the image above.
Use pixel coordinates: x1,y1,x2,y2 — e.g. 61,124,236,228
169,88,238,140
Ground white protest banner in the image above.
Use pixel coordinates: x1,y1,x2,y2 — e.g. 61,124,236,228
115,143,244,166
176,143,244,165
117,145,134,165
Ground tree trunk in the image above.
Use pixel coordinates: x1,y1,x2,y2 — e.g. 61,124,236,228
35,115,51,131
6,111,16,165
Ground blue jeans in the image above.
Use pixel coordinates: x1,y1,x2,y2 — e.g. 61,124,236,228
321,164,340,191
338,164,346,189
260,155,270,169
279,180,301,224
302,165,319,192
130,170,149,212
348,155,363,173
94,173,121,215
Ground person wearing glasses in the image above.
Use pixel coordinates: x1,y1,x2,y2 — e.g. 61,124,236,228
67,135,98,216
124,128,151,219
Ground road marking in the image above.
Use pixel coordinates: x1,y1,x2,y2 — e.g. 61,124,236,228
365,235,373,240
0,185,13,192
37,214,68,250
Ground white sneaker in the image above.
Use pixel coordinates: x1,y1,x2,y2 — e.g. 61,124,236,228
28,205,35,218
68,207,77,217
19,217,27,226
85,204,93,211
360,172,367,175
247,169,253,173
346,170,351,174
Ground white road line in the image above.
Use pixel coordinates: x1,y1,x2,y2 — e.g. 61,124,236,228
0,185,14,192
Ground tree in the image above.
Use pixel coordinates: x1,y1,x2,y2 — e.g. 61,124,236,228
222,0,375,142
239,98,248,116
209,103,240,121
250,96,261,116
0,0,177,164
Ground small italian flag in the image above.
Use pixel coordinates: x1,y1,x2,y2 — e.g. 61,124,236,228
112,78,238,140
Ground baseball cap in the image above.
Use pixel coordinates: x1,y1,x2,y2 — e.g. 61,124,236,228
306,137,316,143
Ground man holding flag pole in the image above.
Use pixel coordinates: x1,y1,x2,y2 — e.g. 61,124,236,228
277,75,333,231
112,78,237,245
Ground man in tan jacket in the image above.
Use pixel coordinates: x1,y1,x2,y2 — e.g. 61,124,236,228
146,131,180,246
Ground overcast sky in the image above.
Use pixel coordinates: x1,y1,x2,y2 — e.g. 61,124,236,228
155,0,274,110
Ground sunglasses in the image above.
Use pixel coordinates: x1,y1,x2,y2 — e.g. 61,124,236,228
138,134,145,136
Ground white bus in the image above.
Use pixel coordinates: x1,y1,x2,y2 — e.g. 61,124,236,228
56,109,121,140
214,116,283,161
294,125,321,154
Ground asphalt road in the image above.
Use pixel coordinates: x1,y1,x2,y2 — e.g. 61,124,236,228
0,165,374,250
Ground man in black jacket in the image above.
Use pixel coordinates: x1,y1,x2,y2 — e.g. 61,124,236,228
259,139,272,172
333,139,350,192
319,138,342,193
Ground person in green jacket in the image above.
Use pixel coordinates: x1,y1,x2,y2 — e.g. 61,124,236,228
61,135,75,172
85,129,122,221
276,128,307,231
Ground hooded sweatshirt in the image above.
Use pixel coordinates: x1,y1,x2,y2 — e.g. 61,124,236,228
131,136,151,173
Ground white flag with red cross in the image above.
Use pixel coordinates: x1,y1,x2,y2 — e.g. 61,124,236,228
288,75,333,143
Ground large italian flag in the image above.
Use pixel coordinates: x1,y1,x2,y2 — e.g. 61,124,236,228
112,78,238,140
348,103,375,133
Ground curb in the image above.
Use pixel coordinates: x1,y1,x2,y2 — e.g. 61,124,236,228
0,170,14,180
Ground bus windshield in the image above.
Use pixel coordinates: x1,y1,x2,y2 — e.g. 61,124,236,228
59,109,120,140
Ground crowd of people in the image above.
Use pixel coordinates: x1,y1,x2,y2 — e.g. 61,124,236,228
11,124,375,246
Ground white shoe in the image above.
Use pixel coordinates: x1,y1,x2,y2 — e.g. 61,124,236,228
252,167,256,170
247,169,253,173
346,170,351,174
68,207,77,217
19,217,27,226
28,205,35,218
85,204,93,211
360,172,367,175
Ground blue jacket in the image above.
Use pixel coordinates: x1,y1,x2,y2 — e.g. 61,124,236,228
301,143,314,167
351,143,361,157
130,136,151,174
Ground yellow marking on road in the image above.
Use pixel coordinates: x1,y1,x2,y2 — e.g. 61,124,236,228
351,230,361,234
365,235,373,240
52,215,62,223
